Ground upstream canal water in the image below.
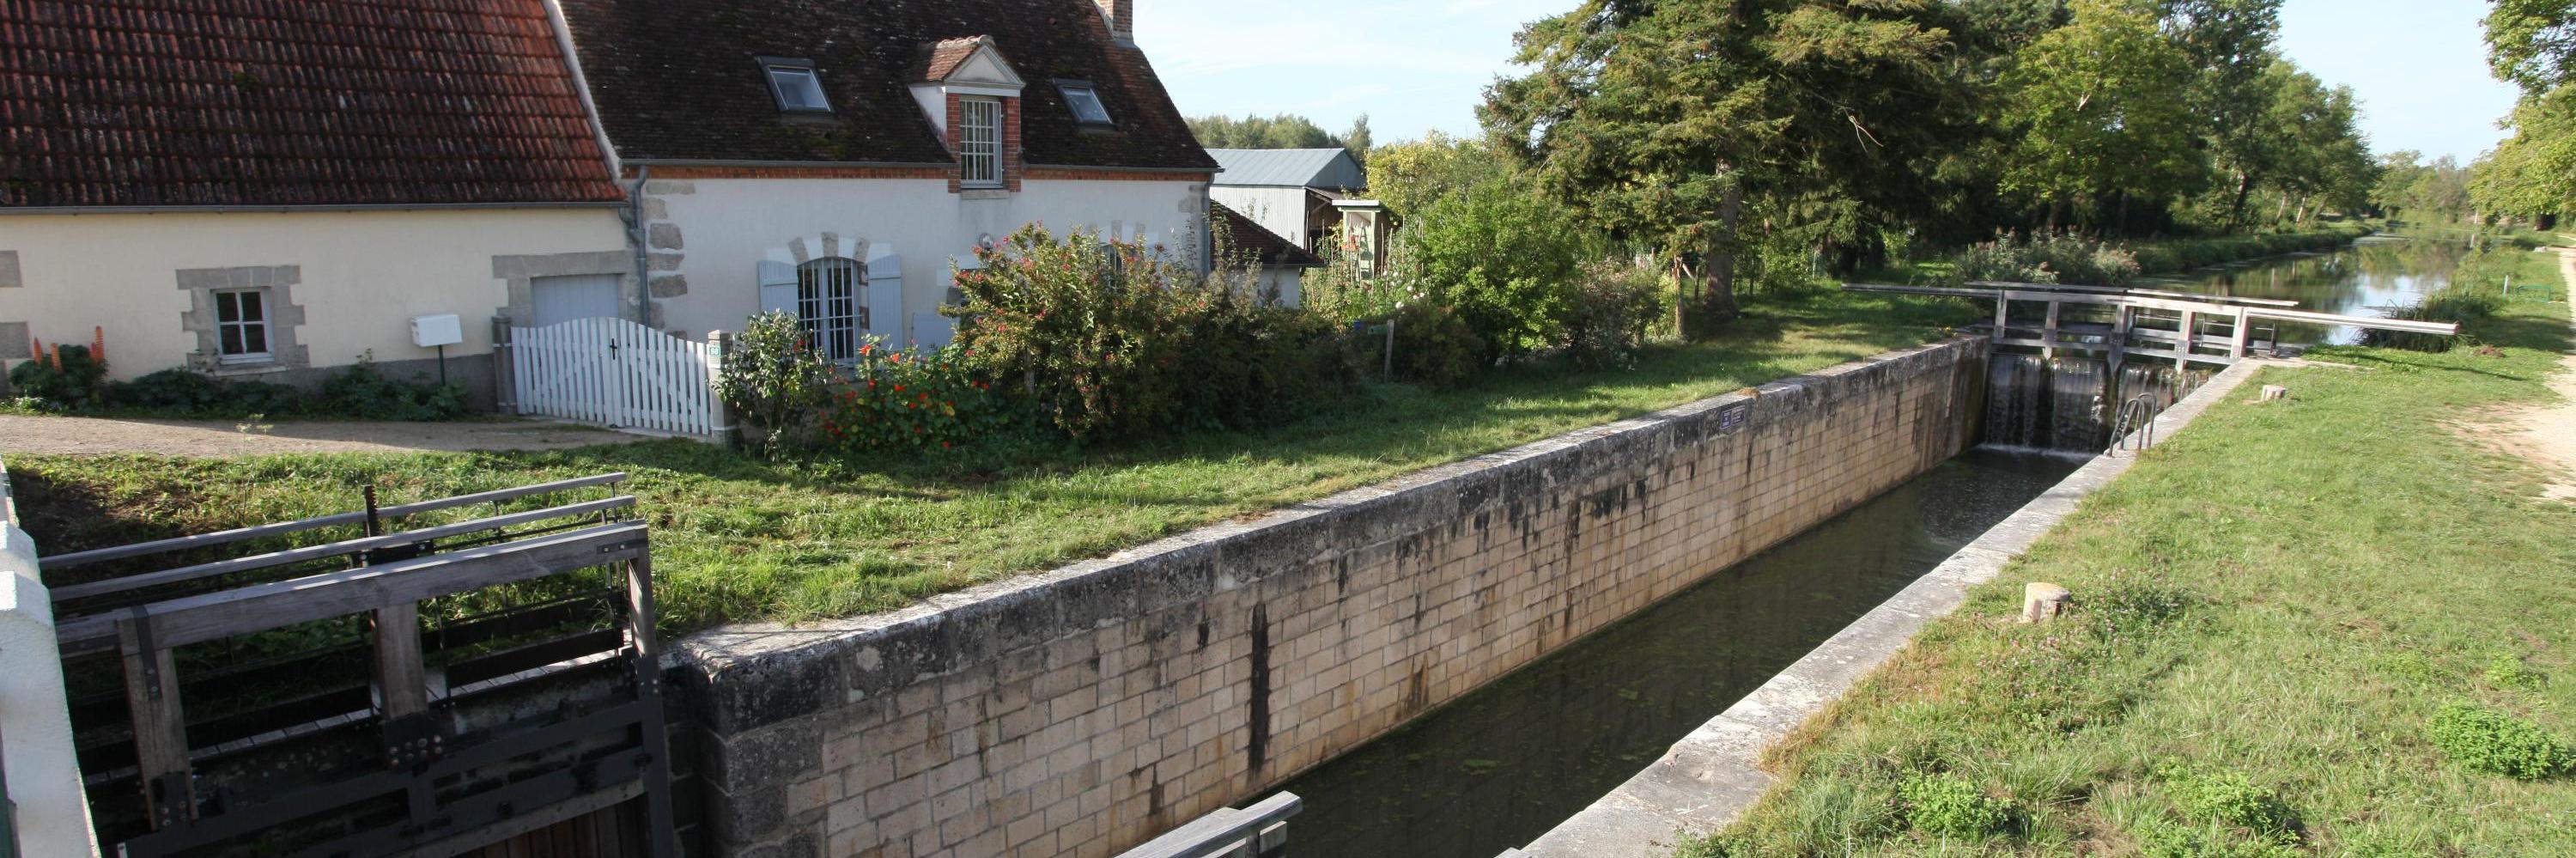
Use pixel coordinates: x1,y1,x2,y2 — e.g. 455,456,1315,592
1267,449,2079,858
2145,234,2472,344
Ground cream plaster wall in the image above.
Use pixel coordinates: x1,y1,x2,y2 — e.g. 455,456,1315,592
651,177,1207,345
0,209,627,381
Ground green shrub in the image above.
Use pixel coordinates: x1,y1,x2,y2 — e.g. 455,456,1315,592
2483,654,2548,692
1385,301,1486,388
2361,286,2500,352
1950,231,2141,287
2155,762,2298,835
318,356,469,422
716,311,836,454
102,368,301,417
2133,818,2303,858
1399,180,1598,357
2427,703,2576,779
814,340,1023,454
1559,259,1664,370
7,344,109,409
1896,770,2014,837
951,225,1358,442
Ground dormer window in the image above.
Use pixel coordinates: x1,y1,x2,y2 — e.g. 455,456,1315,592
760,58,830,113
1057,82,1113,127
959,97,1003,187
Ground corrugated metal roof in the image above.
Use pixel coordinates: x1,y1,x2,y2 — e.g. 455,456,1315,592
1207,149,1365,189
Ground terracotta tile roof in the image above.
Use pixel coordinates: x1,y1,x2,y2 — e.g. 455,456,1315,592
918,36,991,82
555,0,1218,172
0,0,626,209
1215,203,1322,269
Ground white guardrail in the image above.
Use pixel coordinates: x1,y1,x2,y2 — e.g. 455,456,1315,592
0,458,103,857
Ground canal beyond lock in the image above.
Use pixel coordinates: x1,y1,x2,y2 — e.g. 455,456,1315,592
1267,449,2079,858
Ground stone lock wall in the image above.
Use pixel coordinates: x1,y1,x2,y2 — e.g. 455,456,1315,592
674,338,1990,858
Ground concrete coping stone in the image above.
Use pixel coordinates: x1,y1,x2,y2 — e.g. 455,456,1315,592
1513,357,2269,857
669,336,1990,736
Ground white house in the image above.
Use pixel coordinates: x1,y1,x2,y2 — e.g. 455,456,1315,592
0,0,633,406
2,0,1221,412
552,0,1223,360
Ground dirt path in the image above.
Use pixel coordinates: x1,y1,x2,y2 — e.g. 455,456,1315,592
0,414,644,458
2508,248,2576,501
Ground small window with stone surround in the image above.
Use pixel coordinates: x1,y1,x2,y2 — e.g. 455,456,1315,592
178,265,307,373
215,289,272,364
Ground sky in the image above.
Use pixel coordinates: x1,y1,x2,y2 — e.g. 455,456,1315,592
1138,0,2523,163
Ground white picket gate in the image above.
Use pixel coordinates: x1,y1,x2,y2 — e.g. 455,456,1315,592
505,317,731,439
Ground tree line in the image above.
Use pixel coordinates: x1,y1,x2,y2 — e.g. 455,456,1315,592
1473,0,2377,323
2472,0,2576,228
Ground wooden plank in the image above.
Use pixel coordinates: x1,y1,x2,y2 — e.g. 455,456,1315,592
372,603,429,719
41,474,629,571
119,614,195,830
1115,793,1303,858
1964,279,2300,307
52,496,636,603
96,522,647,651
2245,307,2458,335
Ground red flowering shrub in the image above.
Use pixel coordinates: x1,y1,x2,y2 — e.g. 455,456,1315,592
813,339,1018,454
947,224,1358,443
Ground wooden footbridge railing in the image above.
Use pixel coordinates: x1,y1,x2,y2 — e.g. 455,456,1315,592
1845,281,2459,371
44,475,676,858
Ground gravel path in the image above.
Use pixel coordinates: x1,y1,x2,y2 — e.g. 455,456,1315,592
0,414,645,458
2509,248,2576,501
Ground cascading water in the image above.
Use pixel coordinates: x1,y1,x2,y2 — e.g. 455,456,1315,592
1982,355,2208,453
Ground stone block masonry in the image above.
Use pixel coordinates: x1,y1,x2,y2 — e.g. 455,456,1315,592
674,337,1991,858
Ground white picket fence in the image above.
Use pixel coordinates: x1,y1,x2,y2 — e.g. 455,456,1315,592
505,317,731,439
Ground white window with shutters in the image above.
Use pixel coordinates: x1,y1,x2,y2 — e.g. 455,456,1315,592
796,259,864,362
757,246,904,354
960,97,1002,187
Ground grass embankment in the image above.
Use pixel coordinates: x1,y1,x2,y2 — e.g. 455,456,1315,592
11,289,1978,635
1686,248,2576,855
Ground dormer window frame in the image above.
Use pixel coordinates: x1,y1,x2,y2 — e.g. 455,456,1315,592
1054,79,1115,129
758,56,833,115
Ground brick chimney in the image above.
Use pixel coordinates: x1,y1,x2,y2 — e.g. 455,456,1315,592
1091,0,1133,45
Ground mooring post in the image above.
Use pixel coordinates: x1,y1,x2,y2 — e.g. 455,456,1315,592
2177,309,2196,368
2042,300,2061,361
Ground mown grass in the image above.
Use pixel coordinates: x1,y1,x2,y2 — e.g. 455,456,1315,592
9,289,1978,635
1681,247,2576,855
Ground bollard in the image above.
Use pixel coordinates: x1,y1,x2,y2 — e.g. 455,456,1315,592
2260,385,2288,401
2023,582,2071,624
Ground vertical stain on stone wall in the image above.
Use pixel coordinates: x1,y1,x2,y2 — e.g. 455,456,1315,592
1247,602,1272,776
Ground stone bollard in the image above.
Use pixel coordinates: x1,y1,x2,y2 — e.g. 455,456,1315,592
2023,582,2071,624
2260,385,2289,401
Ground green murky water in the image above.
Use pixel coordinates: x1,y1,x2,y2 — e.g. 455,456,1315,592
1266,449,2079,858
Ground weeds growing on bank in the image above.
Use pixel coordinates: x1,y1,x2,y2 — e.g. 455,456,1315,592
10,289,1979,635
1679,248,2576,855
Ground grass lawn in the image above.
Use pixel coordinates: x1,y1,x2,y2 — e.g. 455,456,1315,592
1686,249,2576,855
9,289,1977,635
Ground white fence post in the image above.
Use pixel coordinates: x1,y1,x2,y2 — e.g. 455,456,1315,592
705,330,734,443
0,459,104,857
